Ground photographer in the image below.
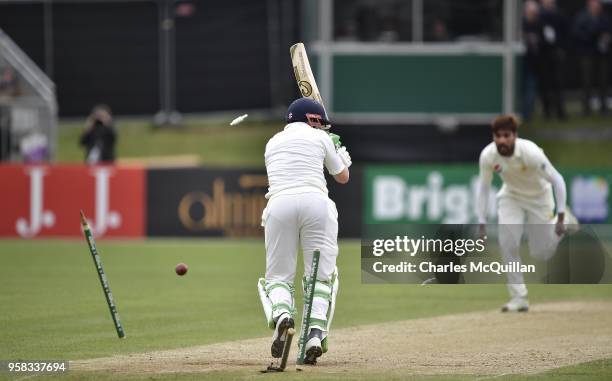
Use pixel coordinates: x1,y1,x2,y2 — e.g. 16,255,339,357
79,104,116,164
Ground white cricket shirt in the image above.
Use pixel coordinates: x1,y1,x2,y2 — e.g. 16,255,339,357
264,122,345,200
479,138,555,198
477,137,567,223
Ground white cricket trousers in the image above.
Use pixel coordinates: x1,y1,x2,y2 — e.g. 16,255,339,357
263,192,339,283
497,192,561,299
262,192,339,328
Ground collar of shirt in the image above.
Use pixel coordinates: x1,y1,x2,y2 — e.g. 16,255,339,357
284,122,311,131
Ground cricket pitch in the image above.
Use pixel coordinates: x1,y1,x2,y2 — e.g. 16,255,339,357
73,300,612,377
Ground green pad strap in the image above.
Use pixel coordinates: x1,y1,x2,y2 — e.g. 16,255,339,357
313,281,332,301
308,317,328,329
313,290,331,300
265,280,296,321
271,302,296,318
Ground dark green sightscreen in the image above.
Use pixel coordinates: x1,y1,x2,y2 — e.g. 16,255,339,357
333,55,503,114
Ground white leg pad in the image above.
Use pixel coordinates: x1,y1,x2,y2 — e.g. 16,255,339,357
257,278,274,329
323,267,339,340
259,278,295,329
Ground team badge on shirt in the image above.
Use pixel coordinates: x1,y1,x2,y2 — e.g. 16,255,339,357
493,164,502,173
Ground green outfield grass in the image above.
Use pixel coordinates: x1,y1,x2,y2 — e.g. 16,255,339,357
56,116,612,167
523,114,612,130
1,239,611,380
523,114,612,167
57,119,281,167
537,140,612,167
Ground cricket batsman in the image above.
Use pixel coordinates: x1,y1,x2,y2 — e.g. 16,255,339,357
258,98,351,364
477,115,576,312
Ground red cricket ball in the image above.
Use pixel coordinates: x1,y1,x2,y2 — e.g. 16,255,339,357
175,263,188,276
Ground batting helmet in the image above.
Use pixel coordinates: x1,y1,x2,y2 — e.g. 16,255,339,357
286,98,331,130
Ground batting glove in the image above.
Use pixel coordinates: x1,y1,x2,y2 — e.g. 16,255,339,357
337,146,352,168
328,132,341,148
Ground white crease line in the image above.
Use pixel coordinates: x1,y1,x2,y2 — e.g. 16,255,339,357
473,373,510,381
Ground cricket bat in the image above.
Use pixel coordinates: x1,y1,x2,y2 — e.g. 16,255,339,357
290,43,325,108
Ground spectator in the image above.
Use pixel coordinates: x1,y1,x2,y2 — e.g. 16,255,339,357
522,0,542,121
572,0,612,115
79,104,116,164
539,0,567,119
428,18,451,42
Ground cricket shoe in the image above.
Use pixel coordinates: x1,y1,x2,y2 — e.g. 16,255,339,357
303,328,323,365
501,297,529,313
271,313,294,358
